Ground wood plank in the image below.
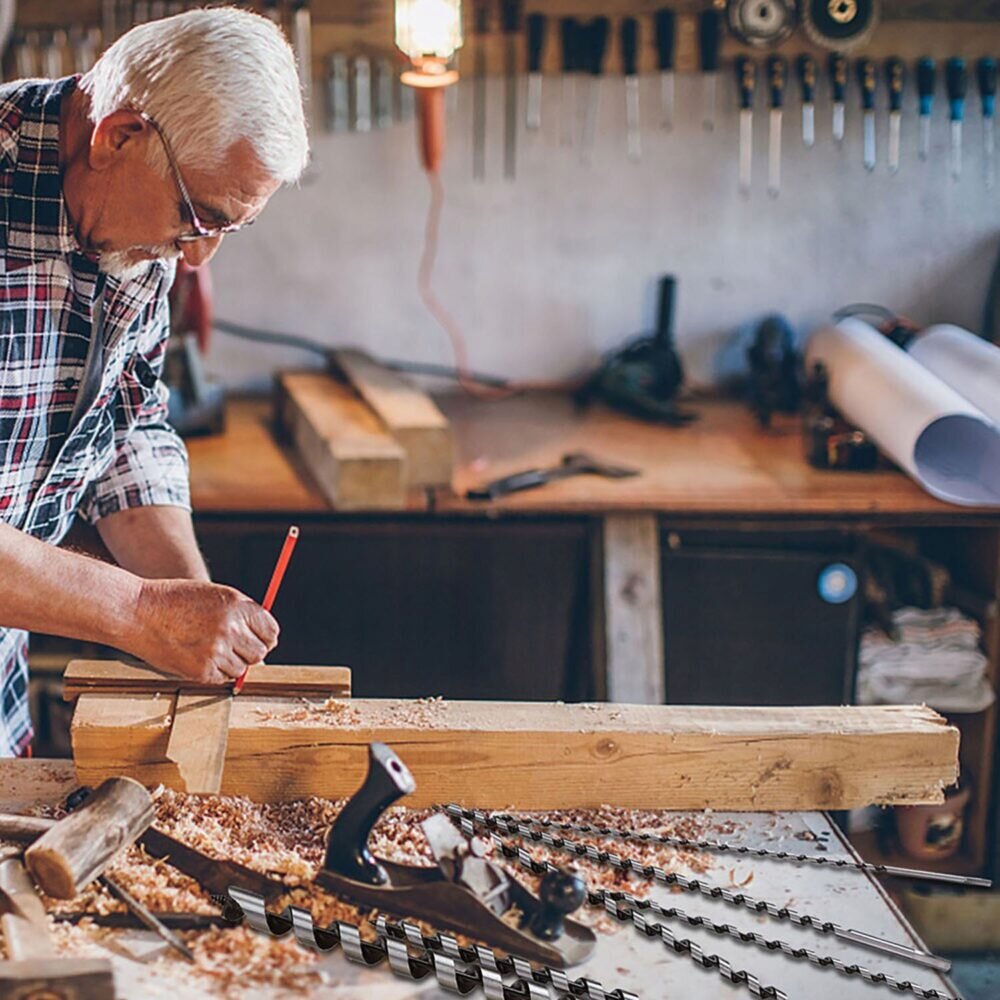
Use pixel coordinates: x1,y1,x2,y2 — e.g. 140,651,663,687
0,849,55,959
165,693,232,795
62,660,352,701
71,698,959,811
277,372,406,511
603,514,665,705
332,349,453,488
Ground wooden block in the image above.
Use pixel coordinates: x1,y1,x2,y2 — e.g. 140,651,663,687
277,371,406,510
71,698,959,811
63,660,352,701
165,693,232,795
332,349,453,488
0,848,55,959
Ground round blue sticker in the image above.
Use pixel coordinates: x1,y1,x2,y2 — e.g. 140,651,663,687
818,563,858,604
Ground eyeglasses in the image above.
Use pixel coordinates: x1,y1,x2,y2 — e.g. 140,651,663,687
139,112,256,243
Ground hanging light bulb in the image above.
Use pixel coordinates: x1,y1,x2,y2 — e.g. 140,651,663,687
395,0,463,172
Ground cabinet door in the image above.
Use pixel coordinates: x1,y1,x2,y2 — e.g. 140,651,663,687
662,539,860,706
197,518,594,701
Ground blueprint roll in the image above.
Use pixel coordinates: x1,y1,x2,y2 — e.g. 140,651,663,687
805,318,1000,507
907,324,1000,427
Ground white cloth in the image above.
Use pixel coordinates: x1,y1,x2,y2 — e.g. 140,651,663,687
858,606,995,713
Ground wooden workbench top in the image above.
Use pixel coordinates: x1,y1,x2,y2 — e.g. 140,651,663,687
187,395,1000,522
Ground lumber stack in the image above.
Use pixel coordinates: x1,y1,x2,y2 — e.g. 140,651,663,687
67,663,959,811
276,352,453,510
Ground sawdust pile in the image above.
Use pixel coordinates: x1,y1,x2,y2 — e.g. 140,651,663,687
29,792,727,997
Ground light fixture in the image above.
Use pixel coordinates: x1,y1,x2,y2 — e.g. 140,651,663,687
395,0,463,172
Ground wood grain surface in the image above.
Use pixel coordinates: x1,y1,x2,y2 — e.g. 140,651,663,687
71,698,959,811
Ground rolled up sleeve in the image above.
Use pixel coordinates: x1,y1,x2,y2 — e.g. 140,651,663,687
77,282,191,523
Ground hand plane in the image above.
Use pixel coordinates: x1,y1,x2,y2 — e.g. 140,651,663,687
317,742,597,968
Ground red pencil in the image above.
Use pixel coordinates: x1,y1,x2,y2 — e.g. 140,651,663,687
233,525,300,695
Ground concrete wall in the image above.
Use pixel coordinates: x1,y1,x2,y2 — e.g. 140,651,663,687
206,70,1000,391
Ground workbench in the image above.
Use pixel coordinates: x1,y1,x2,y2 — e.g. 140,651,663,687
173,394,1000,878
0,759,959,1000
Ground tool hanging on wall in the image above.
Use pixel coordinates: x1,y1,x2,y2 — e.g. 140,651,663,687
293,2,313,126
263,0,282,25
579,17,610,165
352,55,372,132
698,6,722,132
501,0,523,179
829,52,847,145
857,57,876,170
525,13,546,130
42,31,66,80
797,54,817,147
71,27,100,75
727,0,796,48
102,0,119,46
946,57,968,181
916,57,936,162
472,0,490,178
374,58,394,128
655,7,676,130
736,55,756,195
559,17,581,146
802,0,880,51
978,57,997,189
767,55,786,197
326,53,350,133
886,56,904,174
621,16,641,162
14,32,39,80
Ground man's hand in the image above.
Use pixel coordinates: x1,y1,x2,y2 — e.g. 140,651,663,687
130,579,280,685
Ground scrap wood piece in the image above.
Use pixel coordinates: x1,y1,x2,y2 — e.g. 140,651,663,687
165,693,232,795
276,370,406,510
62,660,352,701
70,698,959,812
331,348,453,488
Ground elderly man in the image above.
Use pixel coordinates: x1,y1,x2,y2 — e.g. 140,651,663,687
0,9,308,756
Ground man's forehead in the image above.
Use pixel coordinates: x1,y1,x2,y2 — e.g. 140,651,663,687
184,138,279,222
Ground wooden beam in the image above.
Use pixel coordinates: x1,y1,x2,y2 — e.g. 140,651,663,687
62,660,352,701
603,514,665,705
71,698,959,811
276,371,406,510
332,349,453,488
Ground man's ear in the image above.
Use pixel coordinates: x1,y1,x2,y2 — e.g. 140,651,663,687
89,109,149,171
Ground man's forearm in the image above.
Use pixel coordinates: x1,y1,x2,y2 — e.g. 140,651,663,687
96,506,210,581
0,520,142,646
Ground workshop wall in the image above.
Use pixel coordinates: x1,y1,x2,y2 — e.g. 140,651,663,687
202,26,1000,389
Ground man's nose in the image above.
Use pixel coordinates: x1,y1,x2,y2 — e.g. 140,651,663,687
181,236,223,267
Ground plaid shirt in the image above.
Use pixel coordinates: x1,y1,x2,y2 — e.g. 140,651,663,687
0,77,190,756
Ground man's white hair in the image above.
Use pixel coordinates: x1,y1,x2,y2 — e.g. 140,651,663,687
79,7,308,184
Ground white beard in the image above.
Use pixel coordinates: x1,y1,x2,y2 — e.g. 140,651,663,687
98,246,181,281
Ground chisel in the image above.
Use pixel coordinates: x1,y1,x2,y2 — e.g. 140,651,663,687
102,0,119,45
767,55,786,197
621,16,641,162
946,57,967,180
797,54,816,148
352,55,371,133
326,53,349,133
472,0,490,178
735,55,756,195
134,1,150,24
42,31,65,80
886,56,904,174
857,57,876,170
978,56,997,189
375,57,394,129
558,17,580,146
655,8,676,131
829,52,847,146
525,13,546,130
292,2,313,125
501,0,523,180
916,57,935,162
263,0,282,25
698,7,722,132
72,27,100,75
580,17,610,165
